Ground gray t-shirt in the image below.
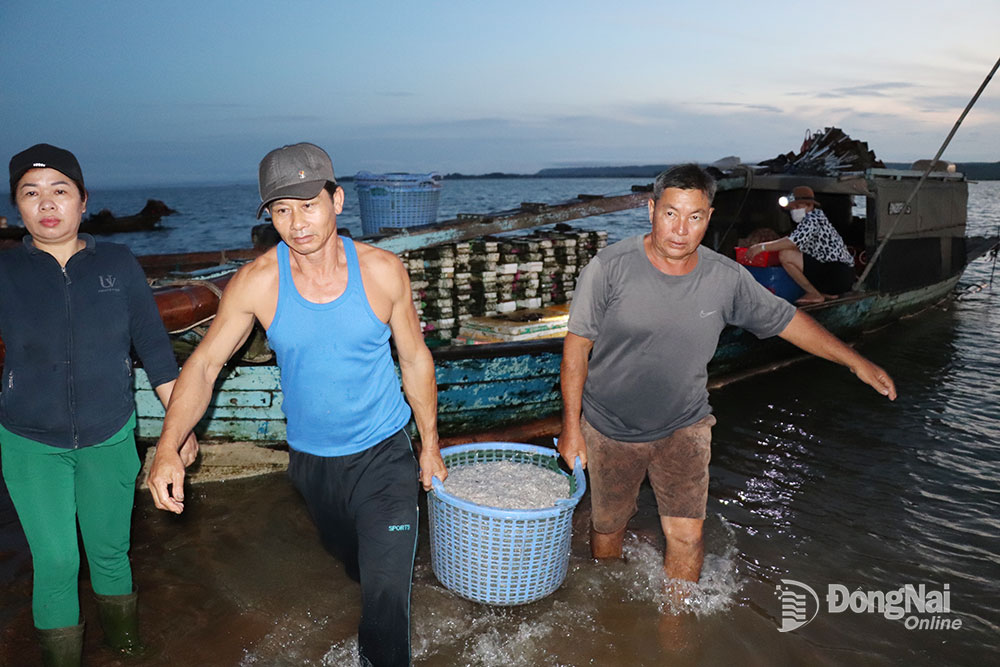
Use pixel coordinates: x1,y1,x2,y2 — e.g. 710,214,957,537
568,235,796,441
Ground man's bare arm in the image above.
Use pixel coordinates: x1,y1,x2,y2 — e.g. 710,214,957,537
778,310,897,400
385,255,446,490
559,332,595,468
147,264,263,513
153,380,199,466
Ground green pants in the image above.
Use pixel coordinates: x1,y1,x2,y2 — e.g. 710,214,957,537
0,414,140,629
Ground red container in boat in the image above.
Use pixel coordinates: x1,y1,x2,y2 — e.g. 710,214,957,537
735,246,781,267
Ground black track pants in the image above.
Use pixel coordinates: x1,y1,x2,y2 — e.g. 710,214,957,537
288,429,419,667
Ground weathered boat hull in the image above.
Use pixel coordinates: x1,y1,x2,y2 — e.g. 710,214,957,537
708,274,962,379
132,269,967,442
138,248,261,278
134,341,565,441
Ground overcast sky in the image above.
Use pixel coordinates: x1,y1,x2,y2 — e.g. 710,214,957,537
2,1,998,187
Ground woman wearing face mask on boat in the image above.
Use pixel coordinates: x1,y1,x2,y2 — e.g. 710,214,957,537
745,185,856,305
0,144,198,667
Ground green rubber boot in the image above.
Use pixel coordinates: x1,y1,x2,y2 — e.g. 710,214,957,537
94,588,144,656
36,620,84,667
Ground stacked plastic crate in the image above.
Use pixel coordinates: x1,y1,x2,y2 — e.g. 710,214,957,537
404,244,454,338
401,227,608,342
497,238,544,312
464,239,499,319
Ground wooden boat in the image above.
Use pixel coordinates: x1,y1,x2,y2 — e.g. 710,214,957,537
126,151,996,441
0,199,175,240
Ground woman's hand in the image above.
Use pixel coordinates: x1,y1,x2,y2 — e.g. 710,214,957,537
745,242,766,260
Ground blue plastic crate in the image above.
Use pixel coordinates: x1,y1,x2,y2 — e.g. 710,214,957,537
354,171,442,235
428,443,586,606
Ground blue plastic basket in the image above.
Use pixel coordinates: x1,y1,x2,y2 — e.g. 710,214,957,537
354,171,442,235
428,442,586,606
746,265,805,302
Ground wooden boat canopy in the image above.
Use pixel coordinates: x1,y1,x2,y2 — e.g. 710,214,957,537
709,168,970,294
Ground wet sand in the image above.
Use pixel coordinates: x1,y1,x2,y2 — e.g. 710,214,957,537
2,447,735,666
0,448,616,666
3,468,357,666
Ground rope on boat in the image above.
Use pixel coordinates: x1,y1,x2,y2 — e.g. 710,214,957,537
990,233,998,289
956,282,988,300
168,315,216,335
954,240,999,300
151,278,225,298
853,55,1000,291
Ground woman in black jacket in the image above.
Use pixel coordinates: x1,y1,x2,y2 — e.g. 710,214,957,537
0,144,198,666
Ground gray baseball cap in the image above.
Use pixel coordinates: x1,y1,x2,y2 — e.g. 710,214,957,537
256,142,338,218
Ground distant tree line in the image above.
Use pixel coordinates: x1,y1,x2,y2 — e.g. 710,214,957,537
440,162,1000,180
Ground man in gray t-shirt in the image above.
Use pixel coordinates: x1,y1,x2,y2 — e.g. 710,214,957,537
571,237,795,441
558,164,897,586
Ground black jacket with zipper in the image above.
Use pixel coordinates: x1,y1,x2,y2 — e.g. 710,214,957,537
0,235,178,449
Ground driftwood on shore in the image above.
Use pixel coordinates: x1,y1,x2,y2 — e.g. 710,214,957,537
80,199,176,234
0,199,176,240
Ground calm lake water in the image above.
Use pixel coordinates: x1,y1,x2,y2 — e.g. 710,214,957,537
1,179,998,666
0,177,652,254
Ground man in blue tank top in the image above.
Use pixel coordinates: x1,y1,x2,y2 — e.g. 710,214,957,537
147,143,447,667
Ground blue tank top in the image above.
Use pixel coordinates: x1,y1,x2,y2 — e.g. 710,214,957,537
266,238,411,456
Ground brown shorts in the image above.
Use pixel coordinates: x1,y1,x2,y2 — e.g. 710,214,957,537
582,414,716,532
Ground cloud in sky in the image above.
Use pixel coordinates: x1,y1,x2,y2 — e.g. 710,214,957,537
696,102,784,114
809,82,917,99
1,1,997,186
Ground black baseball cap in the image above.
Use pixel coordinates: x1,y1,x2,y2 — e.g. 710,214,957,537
256,142,338,218
9,143,86,199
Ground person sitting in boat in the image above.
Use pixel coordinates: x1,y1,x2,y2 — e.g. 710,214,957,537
0,143,198,666
745,185,855,305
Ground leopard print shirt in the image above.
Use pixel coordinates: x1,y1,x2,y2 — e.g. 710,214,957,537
789,209,854,265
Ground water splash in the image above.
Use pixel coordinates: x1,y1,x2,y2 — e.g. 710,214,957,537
311,515,743,666
320,600,593,666
322,637,359,666
605,515,742,617
239,610,332,666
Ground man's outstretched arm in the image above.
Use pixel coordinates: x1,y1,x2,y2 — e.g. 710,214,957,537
153,380,199,466
778,310,897,400
146,265,262,513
